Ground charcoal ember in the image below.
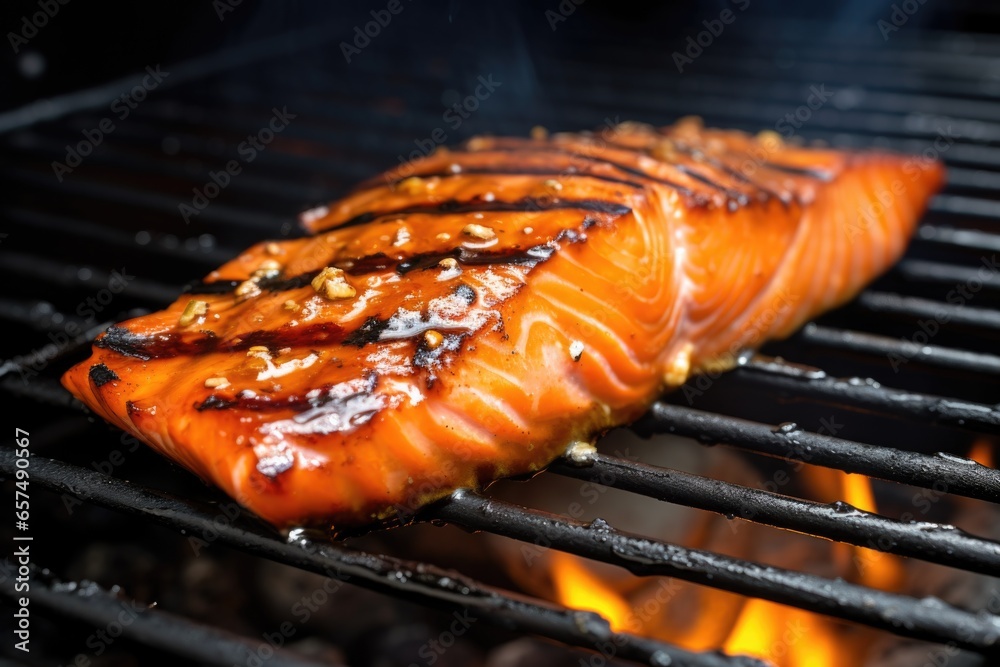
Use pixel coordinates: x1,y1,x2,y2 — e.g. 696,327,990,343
64,542,161,602
487,638,631,667
174,555,252,633
349,622,484,667
287,637,348,665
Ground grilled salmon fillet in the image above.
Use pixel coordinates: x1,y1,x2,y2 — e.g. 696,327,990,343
62,119,944,529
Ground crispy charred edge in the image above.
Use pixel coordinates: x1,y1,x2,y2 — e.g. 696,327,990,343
196,372,378,413
88,363,119,387
96,322,344,360
326,196,632,233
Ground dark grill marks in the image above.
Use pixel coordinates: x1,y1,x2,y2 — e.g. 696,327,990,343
96,323,345,361
186,239,569,296
343,316,391,348
396,244,557,275
89,364,119,387
373,166,645,191
329,197,633,232
763,161,834,181
196,373,379,414
184,279,241,295
453,283,477,305
457,144,695,197
186,271,321,296
606,137,786,206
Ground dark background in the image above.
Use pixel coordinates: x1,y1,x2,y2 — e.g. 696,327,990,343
3,0,1000,118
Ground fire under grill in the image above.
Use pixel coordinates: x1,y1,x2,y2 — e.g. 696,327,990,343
2,9,1000,667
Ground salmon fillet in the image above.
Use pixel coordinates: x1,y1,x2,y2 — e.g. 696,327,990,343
62,119,944,529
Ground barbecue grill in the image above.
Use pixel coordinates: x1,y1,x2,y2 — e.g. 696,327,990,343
2,3,1000,666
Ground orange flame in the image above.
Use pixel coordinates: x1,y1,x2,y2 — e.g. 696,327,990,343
723,599,840,667
545,467,907,667
550,552,636,633
840,472,906,590
969,440,995,468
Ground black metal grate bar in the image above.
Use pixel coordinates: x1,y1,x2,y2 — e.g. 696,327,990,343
919,225,1000,253
0,564,336,667
434,491,1000,656
0,167,290,232
857,291,1000,330
796,323,1000,377
734,356,1000,434
637,404,1000,503
0,450,764,667
549,454,1000,575
0,250,177,304
893,258,1000,293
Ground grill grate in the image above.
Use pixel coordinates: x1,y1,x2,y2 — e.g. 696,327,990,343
2,12,1000,667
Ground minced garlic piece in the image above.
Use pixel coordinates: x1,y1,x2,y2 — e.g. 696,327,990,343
564,440,597,466
424,330,444,350
438,257,458,269
247,346,271,359
462,223,496,241
756,129,784,148
235,279,261,300
283,299,299,311
398,177,425,194
204,377,229,389
265,242,282,256
663,343,694,387
178,300,208,327
543,179,563,191
311,266,356,300
436,232,451,241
